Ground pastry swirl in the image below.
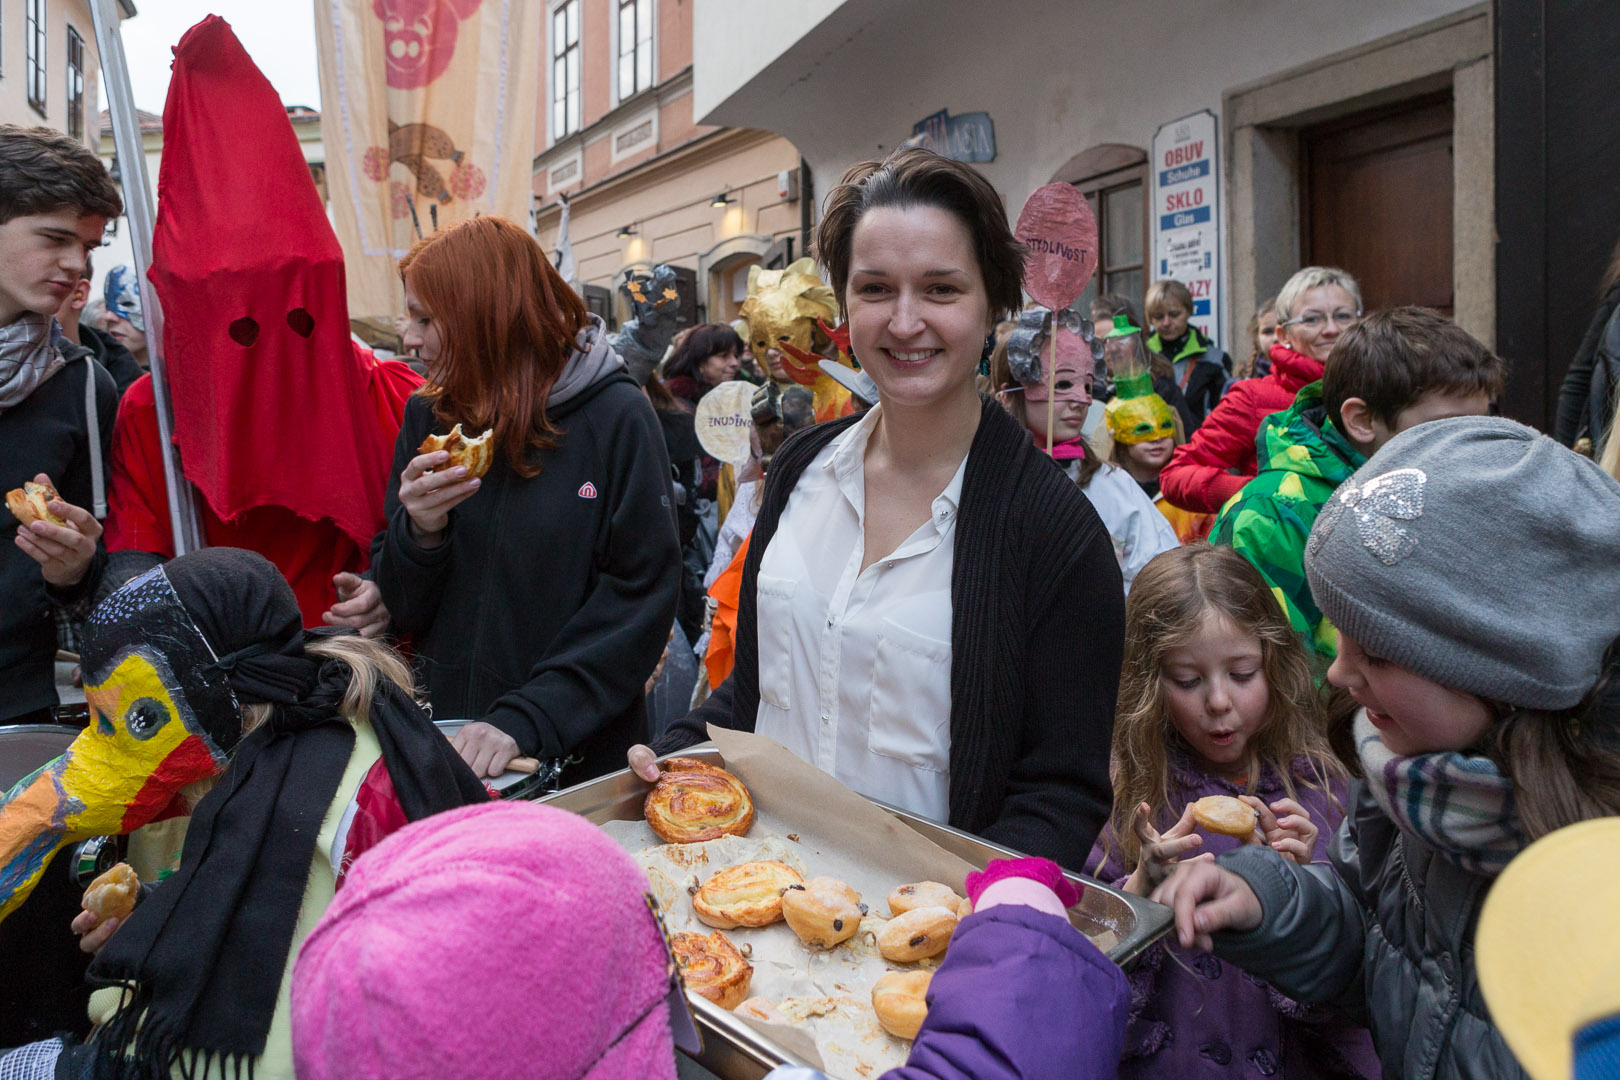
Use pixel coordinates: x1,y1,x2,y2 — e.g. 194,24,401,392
692,859,803,929
671,930,753,1010
644,758,756,844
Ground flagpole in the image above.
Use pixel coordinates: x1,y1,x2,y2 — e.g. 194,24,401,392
88,0,204,555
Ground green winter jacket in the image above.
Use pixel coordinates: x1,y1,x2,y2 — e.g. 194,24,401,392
1210,381,1364,662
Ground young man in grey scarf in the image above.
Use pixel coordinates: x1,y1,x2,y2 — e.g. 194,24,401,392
0,124,123,727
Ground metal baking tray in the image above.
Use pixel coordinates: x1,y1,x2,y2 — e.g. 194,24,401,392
540,744,1171,1080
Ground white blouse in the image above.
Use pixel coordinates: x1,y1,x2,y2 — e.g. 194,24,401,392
754,407,965,822
1065,459,1180,593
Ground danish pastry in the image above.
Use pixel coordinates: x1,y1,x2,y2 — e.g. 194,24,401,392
692,860,803,929
872,970,932,1040
887,881,964,918
417,423,494,480
671,931,753,1010
781,877,866,950
1191,795,1260,838
6,481,67,529
644,758,756,845
81,862,139,921
876,905,957,962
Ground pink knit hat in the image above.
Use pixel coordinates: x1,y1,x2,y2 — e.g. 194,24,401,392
290,801,679,1080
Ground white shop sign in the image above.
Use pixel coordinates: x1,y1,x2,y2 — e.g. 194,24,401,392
1151,110,1222,349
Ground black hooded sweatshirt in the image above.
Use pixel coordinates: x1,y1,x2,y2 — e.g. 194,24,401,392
370,346,680,785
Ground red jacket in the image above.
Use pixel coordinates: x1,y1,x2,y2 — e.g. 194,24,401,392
1159,344,1325,514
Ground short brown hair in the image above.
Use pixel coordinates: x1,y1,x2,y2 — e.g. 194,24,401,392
1144,279,1193,321
0,124,122,225
815,147,1024,321
1323,307,1508,430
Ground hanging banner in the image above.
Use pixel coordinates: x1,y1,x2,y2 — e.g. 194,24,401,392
314,0,539,320
1150,110,1222,349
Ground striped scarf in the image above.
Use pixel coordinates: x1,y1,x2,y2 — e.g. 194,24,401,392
1355,712,1526,877
0,313,66,414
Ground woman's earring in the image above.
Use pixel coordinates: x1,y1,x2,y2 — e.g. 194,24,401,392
978,333,994,377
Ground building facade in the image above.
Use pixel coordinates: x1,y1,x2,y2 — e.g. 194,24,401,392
532,0,807,329
0,0,133,148
690,0,1501,397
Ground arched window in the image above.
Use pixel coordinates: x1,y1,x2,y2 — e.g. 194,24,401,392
1050,145,1148,317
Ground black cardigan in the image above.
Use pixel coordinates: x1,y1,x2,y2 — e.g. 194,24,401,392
654,397,1123,868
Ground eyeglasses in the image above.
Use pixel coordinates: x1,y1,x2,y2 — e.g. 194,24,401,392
1280,309,1362,330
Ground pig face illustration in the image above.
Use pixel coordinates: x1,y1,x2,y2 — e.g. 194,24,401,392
373,0,482,90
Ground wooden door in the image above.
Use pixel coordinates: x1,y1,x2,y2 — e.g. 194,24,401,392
1303,96,1454,315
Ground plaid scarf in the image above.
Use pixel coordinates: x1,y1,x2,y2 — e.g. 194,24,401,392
0,313,67,413
1355,712,1526,877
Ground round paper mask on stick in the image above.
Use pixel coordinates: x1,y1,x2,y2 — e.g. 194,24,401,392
1015,184,1100,453
694,381,758,469
1015,183,1099,311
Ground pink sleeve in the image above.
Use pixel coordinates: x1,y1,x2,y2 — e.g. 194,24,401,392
974,878,1070,920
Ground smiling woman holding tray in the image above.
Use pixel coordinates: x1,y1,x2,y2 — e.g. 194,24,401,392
632,148,1125,868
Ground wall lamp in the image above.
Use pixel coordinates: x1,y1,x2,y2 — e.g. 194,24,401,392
617,224,636,238
710,191,732,208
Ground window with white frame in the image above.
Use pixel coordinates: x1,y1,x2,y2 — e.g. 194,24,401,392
551,1,580,139
26,0,47,117
66,26,85,140
617,0,652,101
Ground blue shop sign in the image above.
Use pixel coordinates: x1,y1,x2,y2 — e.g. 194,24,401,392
906,109,996,163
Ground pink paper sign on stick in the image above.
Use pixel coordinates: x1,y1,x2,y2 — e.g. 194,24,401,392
1015,183,1100,311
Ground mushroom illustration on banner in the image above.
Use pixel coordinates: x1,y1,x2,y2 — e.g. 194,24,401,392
1014,184,1099,452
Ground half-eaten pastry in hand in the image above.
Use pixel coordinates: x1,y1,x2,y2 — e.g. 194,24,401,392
644,757,755,844
81,862,140,921
1191,795,1260,838
417,423,495,480
671,930,753,1010
692,860,803,929
877,905,957,962
6,481,67,528
782,876,866,950
872,969,932,1039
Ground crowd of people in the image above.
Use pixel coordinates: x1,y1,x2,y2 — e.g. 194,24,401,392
3,76,1620,1080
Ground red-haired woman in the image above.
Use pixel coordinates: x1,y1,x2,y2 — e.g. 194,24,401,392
368,217,681,784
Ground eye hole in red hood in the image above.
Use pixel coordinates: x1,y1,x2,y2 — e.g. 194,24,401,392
287,308,315,338
229,317,260,347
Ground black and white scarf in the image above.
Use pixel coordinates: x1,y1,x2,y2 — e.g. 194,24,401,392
0,313,66,414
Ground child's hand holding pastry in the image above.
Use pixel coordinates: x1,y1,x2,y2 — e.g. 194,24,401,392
1240,795,1318,864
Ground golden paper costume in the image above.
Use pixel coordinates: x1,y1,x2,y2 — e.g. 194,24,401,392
738,257,855,422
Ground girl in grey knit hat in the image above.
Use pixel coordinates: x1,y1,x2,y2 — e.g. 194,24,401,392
1152,415,1620,1080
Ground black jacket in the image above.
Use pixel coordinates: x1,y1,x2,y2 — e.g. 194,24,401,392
1,349,116,722
78,324,144,401
654,397,1124,868
371,371,681,784
1556,277,1620,449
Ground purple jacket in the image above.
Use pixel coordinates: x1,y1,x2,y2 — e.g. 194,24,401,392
765,903,1130,1080
1088,754,1379,1080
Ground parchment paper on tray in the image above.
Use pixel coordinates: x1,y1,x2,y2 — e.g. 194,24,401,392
599,726,989,1079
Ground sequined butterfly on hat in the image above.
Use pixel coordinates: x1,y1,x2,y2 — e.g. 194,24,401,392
1309,467,1427,566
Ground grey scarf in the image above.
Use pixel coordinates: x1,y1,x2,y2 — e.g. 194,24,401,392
549,314,624,408
0,313,67,414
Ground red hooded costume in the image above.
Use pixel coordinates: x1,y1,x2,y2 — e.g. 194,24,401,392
106,16,421,624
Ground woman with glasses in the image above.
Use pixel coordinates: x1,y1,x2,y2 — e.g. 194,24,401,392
1159,267,1362,515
